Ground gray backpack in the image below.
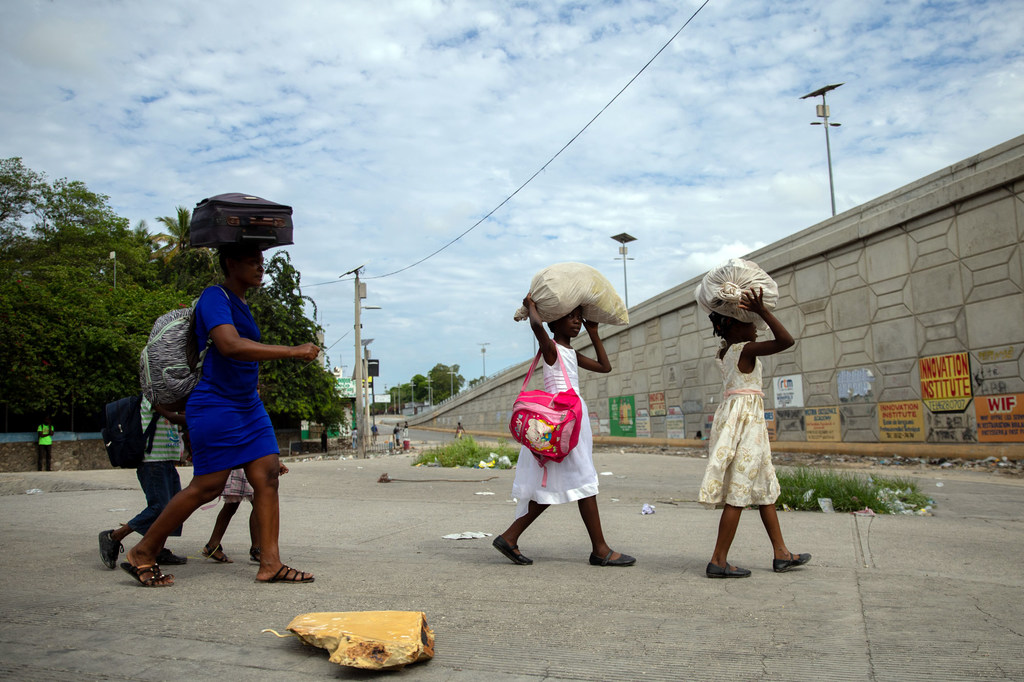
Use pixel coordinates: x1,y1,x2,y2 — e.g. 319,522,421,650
139,287,227,408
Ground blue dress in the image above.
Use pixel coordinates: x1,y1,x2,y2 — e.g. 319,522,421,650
186,286,278,476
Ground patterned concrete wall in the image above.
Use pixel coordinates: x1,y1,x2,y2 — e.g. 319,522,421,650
421,136,1024,446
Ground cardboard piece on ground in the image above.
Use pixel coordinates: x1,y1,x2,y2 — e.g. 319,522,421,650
287,611,434,670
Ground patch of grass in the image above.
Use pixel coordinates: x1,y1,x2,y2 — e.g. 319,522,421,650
776,467,933,514
412,435,520,468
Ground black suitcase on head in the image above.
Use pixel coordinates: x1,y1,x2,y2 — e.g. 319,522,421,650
190,193,294,248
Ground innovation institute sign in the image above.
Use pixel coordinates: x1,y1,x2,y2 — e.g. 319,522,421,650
919,352,972,413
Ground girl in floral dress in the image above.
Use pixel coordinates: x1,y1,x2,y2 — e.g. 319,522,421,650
698,287,810,578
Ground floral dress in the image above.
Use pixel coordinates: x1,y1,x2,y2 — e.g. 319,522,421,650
698,342,780,508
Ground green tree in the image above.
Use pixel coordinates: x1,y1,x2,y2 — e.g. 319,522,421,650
249,250,346,430
0,158,184,427
152,205,191,263
426,363,464,402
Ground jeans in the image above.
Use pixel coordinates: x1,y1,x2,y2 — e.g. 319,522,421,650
128,460,183,537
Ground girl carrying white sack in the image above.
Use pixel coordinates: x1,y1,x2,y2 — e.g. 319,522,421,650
494,263,634,567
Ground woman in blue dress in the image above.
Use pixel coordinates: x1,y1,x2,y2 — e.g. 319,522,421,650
121,244,319,586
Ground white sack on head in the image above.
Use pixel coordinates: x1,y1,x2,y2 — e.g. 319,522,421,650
514,262,629,326
694,258,778,329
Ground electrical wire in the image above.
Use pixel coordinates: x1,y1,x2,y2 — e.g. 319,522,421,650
304,0,713,287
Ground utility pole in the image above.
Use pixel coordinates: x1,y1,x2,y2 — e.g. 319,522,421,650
346,265,367,458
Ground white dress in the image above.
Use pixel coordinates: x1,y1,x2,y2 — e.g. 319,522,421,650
511,344,599,519
698,342,780,508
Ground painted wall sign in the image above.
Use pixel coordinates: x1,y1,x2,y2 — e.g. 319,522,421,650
648,392,667,417
974,393,1024,442
666,406,686,440
765,409,777,441
608,396,635,437
635,408,651,438
877,400,925,442
774,375,804,408
838,368,875,402
977,346,1015,363
805,406,840,441
919,352,972,412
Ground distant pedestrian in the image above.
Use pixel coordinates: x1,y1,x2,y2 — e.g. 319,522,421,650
320,428,328,453
697,287,809,578
392,424,400,448
351,427,358,450
455,421,465,440
36,417,54,471
371,423,378,444
494,294,634,568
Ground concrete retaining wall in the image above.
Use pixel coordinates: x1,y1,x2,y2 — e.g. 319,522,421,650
415,135,1024,451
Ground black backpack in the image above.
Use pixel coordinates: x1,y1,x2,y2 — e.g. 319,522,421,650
100,395,160,468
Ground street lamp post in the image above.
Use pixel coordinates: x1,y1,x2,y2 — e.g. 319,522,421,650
478,342,490,379
448,367,457,399
800,82,844,217
611,233,636,308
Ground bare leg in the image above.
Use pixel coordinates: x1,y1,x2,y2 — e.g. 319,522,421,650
577,496,625,560
248,501,261,560
110,523,134,544
710,504,744,568
204,501,239,561
759,505,794,559
125,469,232,583
244,454,312,582
499,500,548,550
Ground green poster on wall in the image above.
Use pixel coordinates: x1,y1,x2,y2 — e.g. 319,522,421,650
609,395,636,437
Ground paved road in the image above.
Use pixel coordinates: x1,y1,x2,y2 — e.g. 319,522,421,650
1,449,1022,680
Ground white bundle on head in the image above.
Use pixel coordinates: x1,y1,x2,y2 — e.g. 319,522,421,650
513,262,629,326
694,258,778,329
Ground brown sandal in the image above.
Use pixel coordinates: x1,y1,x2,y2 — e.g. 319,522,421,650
120,561,173,587
255,564,314,584
202,543,232,563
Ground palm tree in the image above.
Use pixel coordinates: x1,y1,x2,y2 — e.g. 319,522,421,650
152,205,191,263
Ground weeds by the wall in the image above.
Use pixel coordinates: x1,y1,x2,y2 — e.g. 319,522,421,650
776,467,933,514
412,436,520,468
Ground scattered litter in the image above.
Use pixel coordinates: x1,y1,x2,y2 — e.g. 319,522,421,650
641,503,655,515
802,489,815,503
817,498,835,513
267,611,434,670
107,507,129,512
478,459,496,469
782,503,794,512
474,491,495,496
378,473,392,483
442,531,493,540
935,481,944,487
852,507,876,516
610,498,620,502
497,455,512,469
25,488,43,495
600,471,613,476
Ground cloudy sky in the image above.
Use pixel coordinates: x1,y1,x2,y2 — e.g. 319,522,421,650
3,0,1022,397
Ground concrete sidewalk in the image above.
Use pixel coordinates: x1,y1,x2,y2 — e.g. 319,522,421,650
1,450,1022,681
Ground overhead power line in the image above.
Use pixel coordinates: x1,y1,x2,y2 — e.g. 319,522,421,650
306,0,713,287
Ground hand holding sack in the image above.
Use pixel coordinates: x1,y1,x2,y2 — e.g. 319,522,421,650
694,258,778,328
514,262,629,325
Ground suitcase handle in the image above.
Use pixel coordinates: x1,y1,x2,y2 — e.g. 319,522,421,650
225,216,287,228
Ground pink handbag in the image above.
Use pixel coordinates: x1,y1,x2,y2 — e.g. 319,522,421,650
508,350,584,486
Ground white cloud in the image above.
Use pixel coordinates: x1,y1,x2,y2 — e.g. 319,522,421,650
2,0,1022,391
